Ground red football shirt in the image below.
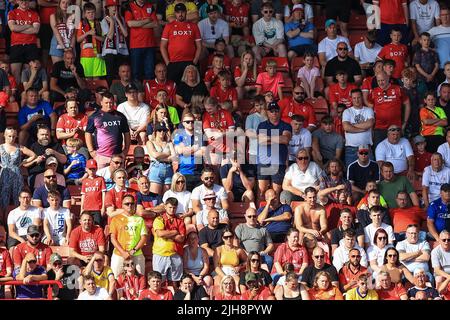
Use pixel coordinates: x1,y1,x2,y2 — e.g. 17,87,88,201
81,176,106,211
328,83,357,107
376,0,407,24
0,248,12,277
210,86,238,104
56,113,88,145
143,79,176,108
224,1,250,26
8,8,40,46
279,98,317,127
377,43,408,79
376,283,407,300
161,20,201,62
138,288,173,300
39,6,56,25
203,108,235,153
234,65,258,86
371,84,408,129
207,53,231,69
13,242,52,267
415,151,432,172
389,206,427,233
69,225,106,255
204,68,223,88
125,1,157,49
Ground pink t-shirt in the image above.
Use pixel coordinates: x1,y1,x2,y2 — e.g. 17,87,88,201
255,72,284,99
297,66,320,84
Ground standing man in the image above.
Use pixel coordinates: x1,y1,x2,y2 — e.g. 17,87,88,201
428,7,450,71
85,92,131,169
109,194,148,278
160,3,202,84
125,0,158,80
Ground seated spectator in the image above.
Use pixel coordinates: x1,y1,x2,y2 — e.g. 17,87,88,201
13,225,52,269
78,274,111,300
251,0,284,22
367,229,394,278
255,59,284,100
379,247,414,285
317,19,352,68
46,252,79,300
240,271,275,300
319,159,352,204
126,146,150,183
354,30,382,77
279,86,317,129
326,70,357,115
338,247,370,294
215,275,242,300
423,153,450,207
69,211,106,267
195,193,229,231
13,252,48,299
330,210,364,254
307,271,343,300
284,4,316,62
375,271,408,300
312,116,344,168
32,168,71,209
332,229,368,272
109,63,144,105
43,191,72,246
288,115,312,164
192,167,229,214
199,209,228,259
357,188,391,228
204,53,226,90
144,64,176,109
301,246,338,289
363,206,395,248
389,192,427,239
95,154,124,192
162,173,193,224
21,59,49,105
234,50,259,99
420,92,447,152
324,44,362,87
296,52,320,99
64,138,87,185
135,175,165,231
427,184,450,241
377,28,408,80
377,162,420,209
413,135,432,176
116,258,146,300
345,274,378,300
225,0,252,57
183,231,213,289
210,71,238,111
407,268,441,300
207,38,232,70
175,65,209,111
138,271,173,300
147,105,175,136
271,228,308,284
174,273,210,300
274,271,309,300
413,32,440,90
104,169,136,219
346,145,380,197
431,230,450,289
252,2,287,62
438,129,450,168
81,251,115,298
303,233,331,264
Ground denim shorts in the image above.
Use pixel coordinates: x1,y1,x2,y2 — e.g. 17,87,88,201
148,162,173,185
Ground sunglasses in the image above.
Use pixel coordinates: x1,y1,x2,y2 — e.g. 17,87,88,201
29,233,40,238
113,161,123,164
204,177,214,181
123,202,135,206
297,156,309,161
388,254,398,257
442,239,450,242
45,175,56,179
223,235,233,239
337,47,348,51
184,120,194,124
53,261,62,266
359,151,369,155
263,10,273,14
378,237,387,240
314,255,325,259
250,259,260,263
211,25,215,35
246,215,257,219
350,255,361,258
388,128,401,132
176,180,185,184
27,260,37,264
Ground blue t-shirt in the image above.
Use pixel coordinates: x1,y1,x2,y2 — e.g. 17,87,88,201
65,153,86,180
136,191,163,207
257,120,292,165
427,198,450,233
18,101,54,127
256,204,292,234
32,185,71,208
173,129,203,175
284,21,314,47
13,266,46,299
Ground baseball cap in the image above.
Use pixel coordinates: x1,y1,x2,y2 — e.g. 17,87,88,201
174,2,187,12
154,122,169,132
86,159,98,169
292,4,304,12
50,253,62,264
325,19,337,28
27,225,41,236
245,272,258,284
206,4,219,14
413,135,426,145
133,146,145,158
105,0,118,6
203,191,216,200
125,83,138,93
267,101,280,111
45,156,58,166
358,145,370,152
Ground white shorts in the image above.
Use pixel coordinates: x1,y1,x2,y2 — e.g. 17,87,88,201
152,253,183,282
110,253,145,279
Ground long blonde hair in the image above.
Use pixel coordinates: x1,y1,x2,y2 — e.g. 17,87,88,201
170,172,186,192
240,49,257,79
181,65,200,86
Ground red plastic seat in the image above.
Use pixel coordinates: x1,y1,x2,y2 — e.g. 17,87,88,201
5,102,19,113
305,97,329,117
348,32,365,49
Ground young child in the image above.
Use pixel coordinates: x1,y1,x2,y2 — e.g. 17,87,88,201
327,70,357,114
413,32,439,90
77,2,106,79
204,53,225,90
81,159,106,226
64,138,88,185
413,135,432,177
154,89,180,126
255,59,284,100
377,27,408,79
288,114,312,165
21,59,50,106
210,70,238,111
297,52,320,99
0,59,17,102
43,190,72,246
207,38,231,69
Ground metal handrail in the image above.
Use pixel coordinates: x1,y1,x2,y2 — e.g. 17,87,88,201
3,280,63,300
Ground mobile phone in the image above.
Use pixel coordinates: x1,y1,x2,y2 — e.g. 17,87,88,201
37,109,43,115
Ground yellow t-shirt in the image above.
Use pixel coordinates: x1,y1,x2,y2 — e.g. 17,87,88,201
166,1,198,18
109,214,148,256
345,287,379,300
152,216,177,257
91,266,114,290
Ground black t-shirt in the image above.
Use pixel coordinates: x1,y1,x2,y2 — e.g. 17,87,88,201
47,265,80,300
347,160,380,190
301,263,339,288
29,141,66,175
437,99,450,121
324,56,362,83
50,61,85,91
219,163,256,195
0,68,10,90
176,81,209,106
173,285,208,300
356,207,392,228
239,270,272,287
330,225,365,246
198,223,227,249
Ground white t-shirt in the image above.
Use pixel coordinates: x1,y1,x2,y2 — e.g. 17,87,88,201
431,245,450,274
198,18,230,46
396,239,431,272
364,223,395,246
318,35,352,62
409,0,440,34
342,106,374,147
437,142,450,168
422,165,450,202
191,184,228,211
162,190,192,214
288,129,312,161
78,287,110,300
354,41,382,64
252,17,285,45
297,66,320,84
7,206,43,237
375,138,414,173
367,244,392,266
43,207,71,244
195,208,228,227
284,3,314,21
332,244,368,272
284,161,323,193
117,102,150,130
437,78,449,96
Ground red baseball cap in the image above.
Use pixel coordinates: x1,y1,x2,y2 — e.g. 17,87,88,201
105,0,118,7
86,159,98,169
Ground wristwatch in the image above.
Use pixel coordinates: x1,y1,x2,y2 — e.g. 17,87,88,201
130,248,137,255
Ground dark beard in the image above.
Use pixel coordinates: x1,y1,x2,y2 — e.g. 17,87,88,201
294,96,304,103
48,183,58,192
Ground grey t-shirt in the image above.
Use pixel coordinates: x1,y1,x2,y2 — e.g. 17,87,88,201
21,67,48,91
431,245,450,274
234,223,273,253
312,129,344,161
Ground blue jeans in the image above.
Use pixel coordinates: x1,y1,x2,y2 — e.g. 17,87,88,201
261,253,274,272
148,162,173,185
130,47,155,80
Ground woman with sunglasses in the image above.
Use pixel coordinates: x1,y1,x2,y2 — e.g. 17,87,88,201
274,271,310,300
146,122,176,196
163,172,193,225
183,231,213,291
213,228,247,287
308,271,343,300
239,251,273,294
116,258,146,300
367,228,393,279
379,247,414,285
215,275,243,300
